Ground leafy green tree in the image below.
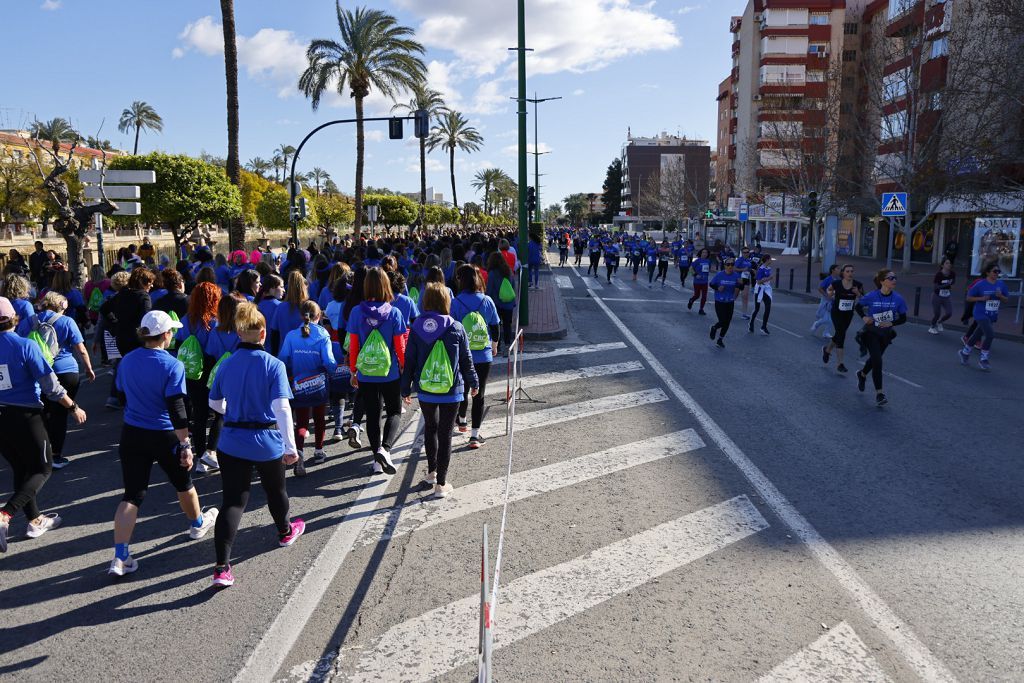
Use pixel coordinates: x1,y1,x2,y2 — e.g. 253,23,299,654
256,184,317,231
427,110,483,216
117,101,164,155
362,193,417,230
563,193,589,226
0,150,41,224
240,169,272,226
600,158,623,222
299,3,426,237
311,193,355,234
109,153,242,251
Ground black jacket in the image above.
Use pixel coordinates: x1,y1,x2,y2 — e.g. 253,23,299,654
154,291,189,320
101,288,152,355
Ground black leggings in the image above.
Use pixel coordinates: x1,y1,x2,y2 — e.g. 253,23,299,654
679,266,690,286
497,307,514,349
646,263,656,282
712,301,735,339
187,378,222,455
688,284,708,310
657,261,669,282
750,292,773,330
214,450,290,566
459,361,491,428
119,425,194,507
360,380,402,452
0,408,52,521
830,311,854,349
860,330,893,391
588,253,600,274
42,371,80,455
421,401,459,486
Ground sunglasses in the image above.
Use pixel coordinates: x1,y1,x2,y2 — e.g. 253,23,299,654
993,269,1002,274
885,275,897,281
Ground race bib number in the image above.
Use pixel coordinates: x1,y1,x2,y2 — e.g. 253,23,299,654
702,264,710,273
872,310,894,324
985,299,1000,313
0,364,10,391
741,272,750,280
938,289,951,298
838,299,854,312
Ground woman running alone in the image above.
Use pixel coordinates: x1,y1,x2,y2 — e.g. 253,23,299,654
208,302,304,588
958,263,1009,371
822,265,862,374
687,248,712,315
0,296,86,553
928,258,956,335
854,269,908,407
108,310,217,576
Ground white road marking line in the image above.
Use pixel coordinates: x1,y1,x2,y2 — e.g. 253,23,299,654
524,361,644,388
760,622,892,682
568,264,955,683
234,413,420,683
612,278,629,290
554,275,573,289
598,297,685,304
517,341,626,362
883,371,924,389
354,429,705,547
480,388,668,435
767,322,804,339
337,496,768,683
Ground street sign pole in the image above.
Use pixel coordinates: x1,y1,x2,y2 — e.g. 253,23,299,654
95,213,105,272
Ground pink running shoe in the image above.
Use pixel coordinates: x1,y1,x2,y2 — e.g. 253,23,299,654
212,565,235,588
279,519,306,547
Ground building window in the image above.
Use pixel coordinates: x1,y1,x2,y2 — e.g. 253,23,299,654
760,64,806,85
844,22,859,35
929,37,948,59
888,0,914,21
762,8,809,27
809,13,829,25
807,70,826,82
842,49,857,62
881,110,908,140
808,43,829,56
926,91,943,110
761,35,809,56
883,67,910,101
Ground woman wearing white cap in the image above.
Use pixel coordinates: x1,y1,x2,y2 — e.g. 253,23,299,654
107,309,218,577
0,296,86,553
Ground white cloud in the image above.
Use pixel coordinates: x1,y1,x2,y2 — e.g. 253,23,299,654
502,142,552,156
573,89,585,96
676,4,702,15
171,47,185,59
396,0,680,78
364,130,386,143
495,129,517,139
407,158,445,173
40,0,61,10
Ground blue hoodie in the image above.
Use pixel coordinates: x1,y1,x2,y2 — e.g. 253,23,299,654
400,313,478,403
279,322,337,406
347,300,406,383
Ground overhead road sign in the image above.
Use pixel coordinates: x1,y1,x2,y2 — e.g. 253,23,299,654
83,185,140,200
78,169,156,185
881,192,908,217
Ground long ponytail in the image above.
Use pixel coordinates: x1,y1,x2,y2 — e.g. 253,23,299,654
300,299,320,338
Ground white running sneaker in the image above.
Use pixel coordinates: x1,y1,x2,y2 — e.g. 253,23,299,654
196,451,220,473
0,515,8,553
26,513,62,539
928,326,939,335
372,460,384,474
374,448,396,475
936,322,944,332
424,470,437,485
188,508,219,540
108,555,139,577
434,482,453,498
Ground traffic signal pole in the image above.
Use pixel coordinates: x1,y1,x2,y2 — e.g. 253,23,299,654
516,0,529,328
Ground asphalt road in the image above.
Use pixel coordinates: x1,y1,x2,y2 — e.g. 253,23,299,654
1,253,1021,682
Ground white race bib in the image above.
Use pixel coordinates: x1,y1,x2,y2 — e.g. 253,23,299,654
838,299,854,312
872,310,894,324
702,264,710,273
741,272,750,280
985,299,1000,313
938,289,951,298
0,364,10,391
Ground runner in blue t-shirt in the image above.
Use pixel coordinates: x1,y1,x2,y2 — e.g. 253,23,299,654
958,263,1009,371
687,248,712,315
854,269,908,407
449,266,500,448
708,259,745,348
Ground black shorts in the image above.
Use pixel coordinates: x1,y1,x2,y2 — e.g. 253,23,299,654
119,424,194,506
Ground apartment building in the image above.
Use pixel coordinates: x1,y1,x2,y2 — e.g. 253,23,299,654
715,77,732,207
619,132,711,230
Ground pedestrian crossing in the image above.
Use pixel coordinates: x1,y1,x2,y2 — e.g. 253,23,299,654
317,340,905,682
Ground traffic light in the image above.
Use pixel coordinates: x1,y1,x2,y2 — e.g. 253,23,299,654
526,186,537,213
414,109,430,139
298,196,307,220
807,191,818,217
289,197,308,222
389,117,404,140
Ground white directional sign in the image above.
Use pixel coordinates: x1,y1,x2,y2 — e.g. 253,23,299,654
367,204,380,222
881,192,908,217
83,185,140,200
78,169,156,185
87,201,141,216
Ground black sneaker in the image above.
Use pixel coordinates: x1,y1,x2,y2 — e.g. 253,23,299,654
698,309,707,316
876,393,888,407
760,327,770,336
709,325,717,340
687,300,694,310
837,363,848,373
293,460,307,478
822,347,830,364
857,371,866,392
52,456,70,470
716,338,725,349
469,435,485,449
307,450,327,466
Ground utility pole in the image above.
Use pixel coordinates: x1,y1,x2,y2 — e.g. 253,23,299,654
512,0,531,328
526,93,561,223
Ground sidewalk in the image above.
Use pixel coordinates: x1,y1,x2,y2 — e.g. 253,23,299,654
522,257,568,341
766,251,1024,341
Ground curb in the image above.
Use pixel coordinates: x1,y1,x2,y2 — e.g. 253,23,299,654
524,262,568,341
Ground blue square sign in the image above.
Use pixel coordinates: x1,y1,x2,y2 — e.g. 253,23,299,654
738,203,749,222
881,192,908,217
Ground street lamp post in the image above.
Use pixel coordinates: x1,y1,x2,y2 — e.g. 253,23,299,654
526,94,561,223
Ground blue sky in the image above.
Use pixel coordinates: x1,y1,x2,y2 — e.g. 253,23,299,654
5,0,737,211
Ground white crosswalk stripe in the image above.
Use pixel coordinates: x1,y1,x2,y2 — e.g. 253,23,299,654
554,275,573,289
760,622,891,682
354,429,705,546
517,341,626,362
479,388,668,435
523,361,644,388
337,496,769,682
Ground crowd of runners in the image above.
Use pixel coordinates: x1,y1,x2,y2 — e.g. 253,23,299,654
0,223,1012,584
0,229,521,587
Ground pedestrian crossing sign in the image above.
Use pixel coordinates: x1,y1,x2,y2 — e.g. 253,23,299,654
881,192,908,217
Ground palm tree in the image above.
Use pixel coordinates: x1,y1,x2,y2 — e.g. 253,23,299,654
393,84,447,225
117,101,164,155
218,0,243,248
299,3,426,237
276,144,297,181
245,157,272,178
310,167,331,195
31,118,79,147
471,168,509,216
426,110,483,215
271,153,285,183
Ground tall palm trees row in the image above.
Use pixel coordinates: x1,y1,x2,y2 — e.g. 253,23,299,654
29,101,164,156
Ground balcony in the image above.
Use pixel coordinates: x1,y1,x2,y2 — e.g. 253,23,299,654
920,56,948,92
886,0,924,37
